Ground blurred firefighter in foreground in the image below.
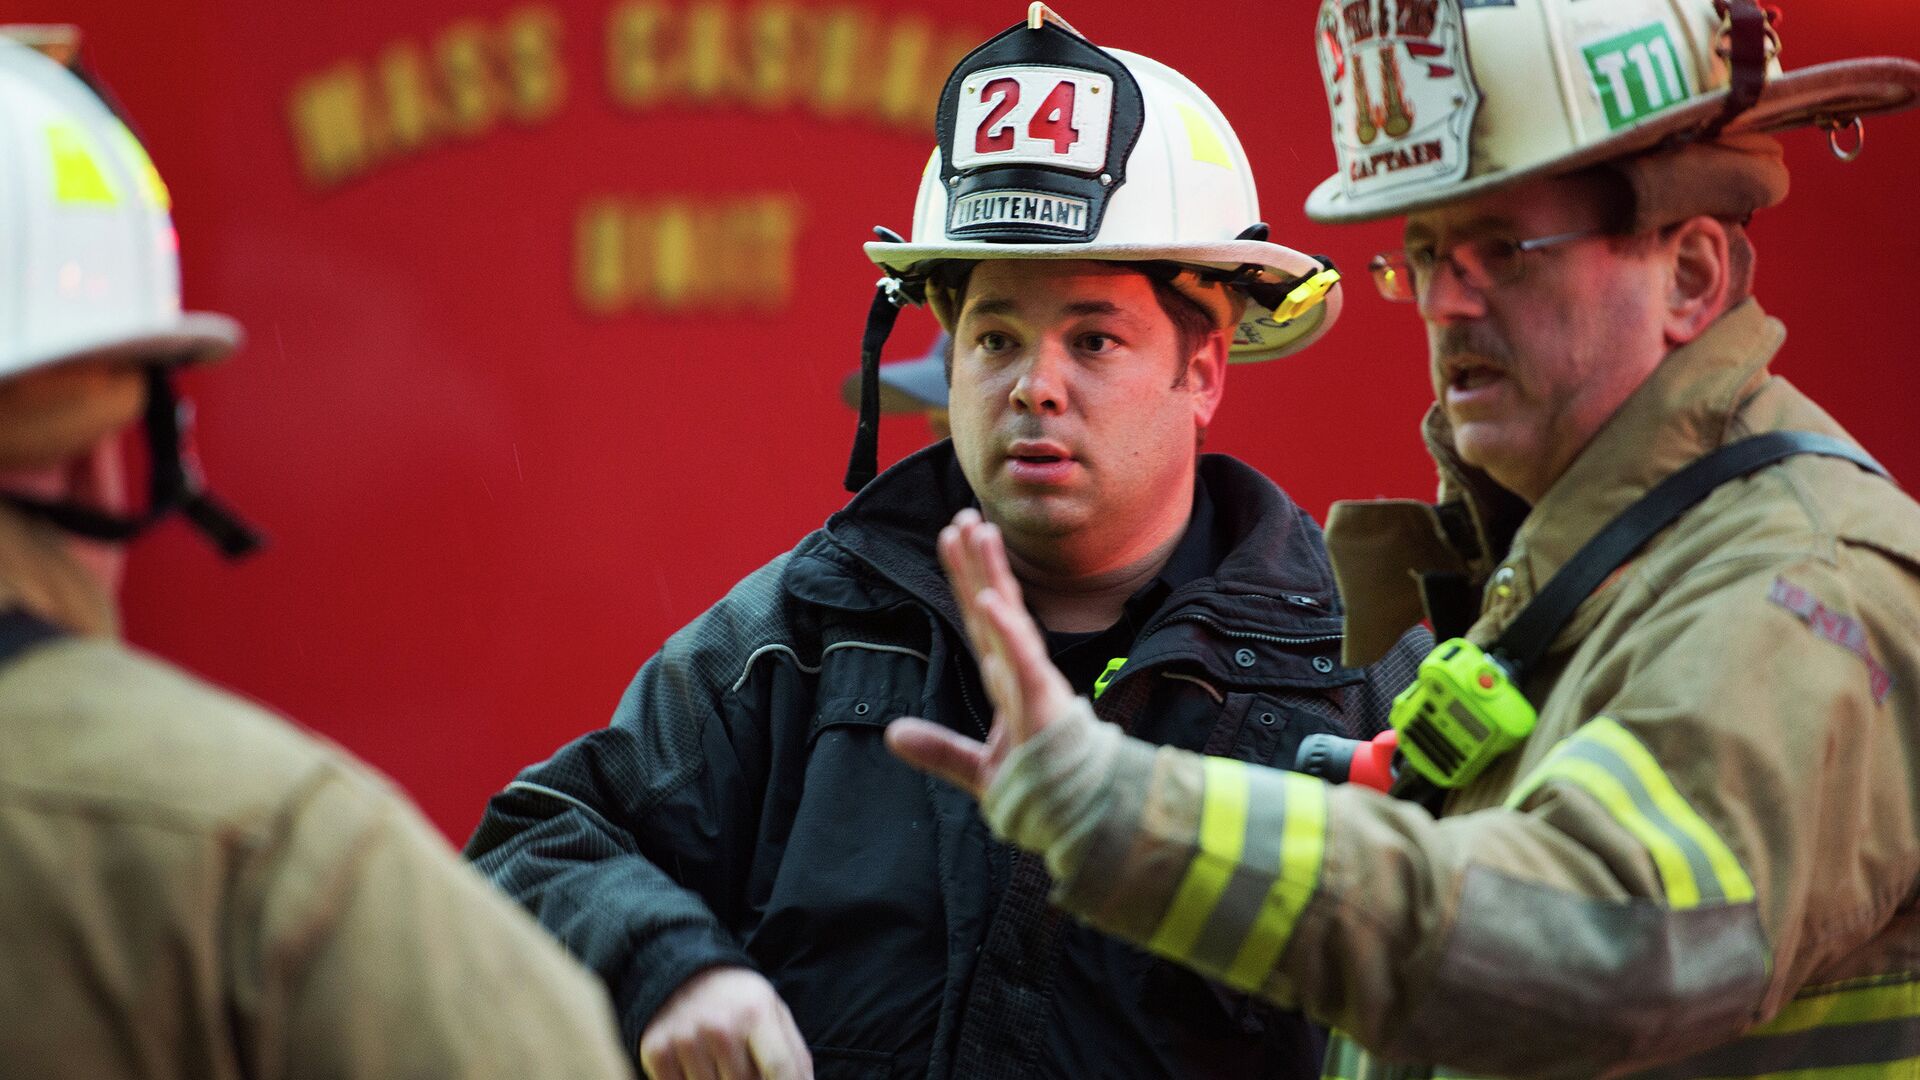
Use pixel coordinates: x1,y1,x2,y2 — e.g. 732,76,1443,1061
888,2,1920,1077
0,31,633,1079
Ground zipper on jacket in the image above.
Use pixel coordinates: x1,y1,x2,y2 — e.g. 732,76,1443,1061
954,656,990,739
1087,612,1344,706
1141,610,1345,647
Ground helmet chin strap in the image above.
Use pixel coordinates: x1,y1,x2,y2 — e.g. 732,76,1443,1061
3,367,264,559
846,227,927,494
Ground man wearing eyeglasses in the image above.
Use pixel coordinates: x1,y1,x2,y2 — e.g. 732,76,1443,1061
886,3,1920,1077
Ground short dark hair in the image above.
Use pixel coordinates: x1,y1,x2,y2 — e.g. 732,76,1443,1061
935,261,1218,388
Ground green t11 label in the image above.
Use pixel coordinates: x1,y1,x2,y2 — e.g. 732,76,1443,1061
1584,23,1690,130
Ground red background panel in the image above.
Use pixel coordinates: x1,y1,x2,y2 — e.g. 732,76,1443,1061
12,0,1918,839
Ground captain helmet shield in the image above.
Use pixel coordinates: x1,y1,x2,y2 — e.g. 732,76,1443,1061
1317,0,1480,207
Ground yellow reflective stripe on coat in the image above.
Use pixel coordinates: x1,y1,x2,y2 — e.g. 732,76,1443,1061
1146,758,1328,990
1623,977,1920,1077
1322,983,1920,1079
1753,977,1920,1036
1225,772,1326,988
1150,756,1248,957
1506,717,1754,908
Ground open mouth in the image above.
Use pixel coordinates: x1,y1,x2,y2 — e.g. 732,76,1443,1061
1452,366,1502,391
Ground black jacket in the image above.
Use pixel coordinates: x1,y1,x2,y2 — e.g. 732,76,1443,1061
468,445,1429,1079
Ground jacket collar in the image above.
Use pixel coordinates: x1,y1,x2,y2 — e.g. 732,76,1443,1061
803,441,1342,637
1496,299,1784,612
0,500,118,638
1329,300,1785,663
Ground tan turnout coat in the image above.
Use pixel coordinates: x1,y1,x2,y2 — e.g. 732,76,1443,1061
986,301,1920,1078
0,503,634,1079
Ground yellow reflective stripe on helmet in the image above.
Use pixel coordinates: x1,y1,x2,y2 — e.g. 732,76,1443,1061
1175,101,1233,169
1750,978,1920,1038
1149,755,1248,956
1506,717,1753,908
46,121,119,205
1223,771,1326,988
111,122,171,210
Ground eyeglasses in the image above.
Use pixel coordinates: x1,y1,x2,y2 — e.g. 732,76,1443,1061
1368,228,1603,303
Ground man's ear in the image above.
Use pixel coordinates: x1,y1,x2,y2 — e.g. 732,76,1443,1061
1187,329,1229,430
1663,215,1732,347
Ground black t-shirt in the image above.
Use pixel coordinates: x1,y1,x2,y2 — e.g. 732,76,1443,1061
1034,481,1309,1080
1040,480,1219,699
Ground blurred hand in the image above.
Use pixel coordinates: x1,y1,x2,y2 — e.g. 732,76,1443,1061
886,508,1078,798
638,966,812,1080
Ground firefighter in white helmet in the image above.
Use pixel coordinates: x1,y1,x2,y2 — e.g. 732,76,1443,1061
887,3,1920,1077
0,32,635,1079
470,7,1429,1079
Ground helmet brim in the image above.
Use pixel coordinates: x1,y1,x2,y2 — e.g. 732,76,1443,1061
1306,56,1920,224
11,311,243,376
863,239,1342,362
864,238,1327,280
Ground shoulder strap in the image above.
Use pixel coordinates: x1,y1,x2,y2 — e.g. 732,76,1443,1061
0,607,66,669
1494,432,1890,677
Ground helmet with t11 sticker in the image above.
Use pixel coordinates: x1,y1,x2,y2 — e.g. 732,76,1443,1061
1306,0,1920,223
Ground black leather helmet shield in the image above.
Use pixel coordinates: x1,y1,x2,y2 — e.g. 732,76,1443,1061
935,19,1145,244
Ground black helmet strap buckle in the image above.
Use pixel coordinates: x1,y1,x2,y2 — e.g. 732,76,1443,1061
1698,0,1778,142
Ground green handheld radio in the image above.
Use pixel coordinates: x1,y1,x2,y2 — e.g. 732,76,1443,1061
1388,640,1535,789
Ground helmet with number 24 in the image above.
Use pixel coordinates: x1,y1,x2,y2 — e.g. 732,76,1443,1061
865,3,1342,366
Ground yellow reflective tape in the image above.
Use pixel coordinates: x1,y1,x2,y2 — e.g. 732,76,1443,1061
1750,978,1920,1037
1504,737,1572,809
1175,101,1233,169
1536,755,1703,907
1581,718,1756,904
1728,1059,1920,1079
46,122,119,205
111,122,170,210
1149,756,1249,957
1223,772,1325,988
1323,1032,1364,1079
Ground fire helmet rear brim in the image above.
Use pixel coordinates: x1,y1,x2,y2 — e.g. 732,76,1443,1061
3,311,242,381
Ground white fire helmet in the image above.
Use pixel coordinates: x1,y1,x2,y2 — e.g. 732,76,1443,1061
0,31,241,384
0,30,260,558
865,4,1344,366
1307,0,1920,222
